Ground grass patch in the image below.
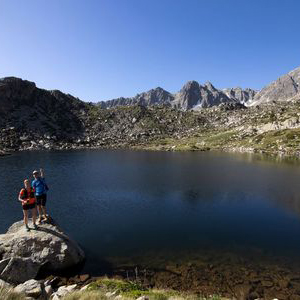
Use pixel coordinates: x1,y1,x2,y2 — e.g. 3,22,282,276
63,288,222,300
79,278,223,299
63,290,107,300
87,277,146,295
0,286,25,300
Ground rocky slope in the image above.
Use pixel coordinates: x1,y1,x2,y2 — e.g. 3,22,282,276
0,77,89,144
223,87,257,105
251,66,300,105
1,66,300,156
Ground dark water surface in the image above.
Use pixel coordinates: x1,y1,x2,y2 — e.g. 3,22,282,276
1,150,300,278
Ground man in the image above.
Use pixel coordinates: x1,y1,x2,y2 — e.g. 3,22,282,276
32,168,49,223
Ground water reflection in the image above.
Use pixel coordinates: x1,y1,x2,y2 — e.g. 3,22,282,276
1,150,300,296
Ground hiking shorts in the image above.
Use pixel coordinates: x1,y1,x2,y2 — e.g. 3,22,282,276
22,203,36,211
36,194,47,206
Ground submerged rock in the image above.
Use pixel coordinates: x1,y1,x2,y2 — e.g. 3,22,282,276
0,219,85,284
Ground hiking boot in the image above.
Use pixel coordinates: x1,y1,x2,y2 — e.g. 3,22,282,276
25,225,30,232
33,224,38,230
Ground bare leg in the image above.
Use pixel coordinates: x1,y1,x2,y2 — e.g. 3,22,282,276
32,207,37,225
23,210,29,230
42,206,48,220
37,205,43,223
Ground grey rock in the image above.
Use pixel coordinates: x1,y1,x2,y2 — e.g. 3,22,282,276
99,80,255,111
223,87,257,104
172,81,235,110
54,284,77,298
0,219,85,284
253,66,300,105
14,279,44,299
0,258,10,273
99,87,174,109
1,257,39,284
173,80,202,110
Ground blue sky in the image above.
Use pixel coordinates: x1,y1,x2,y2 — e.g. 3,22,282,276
0,0,299,102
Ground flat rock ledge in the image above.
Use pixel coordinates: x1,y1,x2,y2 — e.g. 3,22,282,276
0,219,85,284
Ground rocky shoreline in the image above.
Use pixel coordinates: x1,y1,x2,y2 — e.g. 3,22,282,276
1,219,300,299
2,99,300,158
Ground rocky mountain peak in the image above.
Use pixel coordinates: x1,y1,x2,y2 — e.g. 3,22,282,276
182,80,200,90
252,66,300,105
204,81,216,91
223,87,257,105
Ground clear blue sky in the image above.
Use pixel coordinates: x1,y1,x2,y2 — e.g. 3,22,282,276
0,0,299,102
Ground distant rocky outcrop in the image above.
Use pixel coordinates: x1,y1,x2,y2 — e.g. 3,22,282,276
98,81,255,110
252,66,300,105
0,219,85,284
171,81,236,110
98,87,174,109
223,87,257,105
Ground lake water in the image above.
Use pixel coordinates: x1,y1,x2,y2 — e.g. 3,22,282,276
1,150,300,294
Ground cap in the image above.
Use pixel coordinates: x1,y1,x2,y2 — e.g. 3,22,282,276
33,170,39,175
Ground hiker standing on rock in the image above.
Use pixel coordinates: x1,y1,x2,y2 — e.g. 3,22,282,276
18,179,38,231
32,168,49,224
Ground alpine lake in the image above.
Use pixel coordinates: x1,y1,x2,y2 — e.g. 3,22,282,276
1,149,300,298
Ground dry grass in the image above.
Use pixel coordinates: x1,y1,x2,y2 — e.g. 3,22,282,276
0,286,25,300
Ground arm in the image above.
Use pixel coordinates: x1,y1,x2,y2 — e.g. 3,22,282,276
40,168,45,178
18,190,26,204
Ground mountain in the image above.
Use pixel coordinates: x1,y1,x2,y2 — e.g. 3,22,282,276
251,66,300,105
1,72,300,156
98,81,256,110
172,81,239,110
98,87,174,109
0,77,88,141
223,87,257,105
0,77,204,151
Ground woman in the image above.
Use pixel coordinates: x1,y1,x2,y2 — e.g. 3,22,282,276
18,179,38,231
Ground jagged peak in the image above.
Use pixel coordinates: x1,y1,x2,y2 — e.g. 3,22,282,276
204,81,216,90
181,80,200,90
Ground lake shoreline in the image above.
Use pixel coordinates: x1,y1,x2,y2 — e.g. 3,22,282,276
39,253,299,299
2,143,300,161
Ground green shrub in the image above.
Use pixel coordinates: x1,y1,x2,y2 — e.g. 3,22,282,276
88,277,145,294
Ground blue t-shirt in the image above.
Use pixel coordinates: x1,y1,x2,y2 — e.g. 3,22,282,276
32,178,47,196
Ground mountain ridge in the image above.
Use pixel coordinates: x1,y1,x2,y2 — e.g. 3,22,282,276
98,81,257,110
251,66,300,105
1,66,300,156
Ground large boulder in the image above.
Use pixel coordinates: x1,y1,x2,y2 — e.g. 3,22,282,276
14,279,45,299
0,219,85,284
